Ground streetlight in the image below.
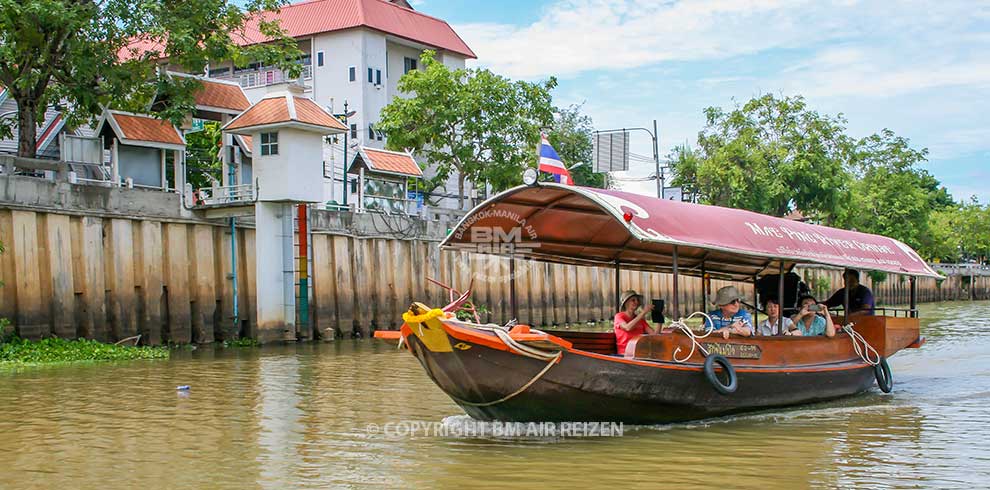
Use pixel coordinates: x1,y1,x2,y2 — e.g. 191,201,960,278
333,101,357,208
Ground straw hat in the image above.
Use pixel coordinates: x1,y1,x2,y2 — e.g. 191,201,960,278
619,290,642,310
713,285,743,306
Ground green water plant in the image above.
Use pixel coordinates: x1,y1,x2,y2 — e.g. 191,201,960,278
0,337,169,365
222,337,260,348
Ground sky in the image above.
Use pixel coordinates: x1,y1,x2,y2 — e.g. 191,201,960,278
410,0,990,203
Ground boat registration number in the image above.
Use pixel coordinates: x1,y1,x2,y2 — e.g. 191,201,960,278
701,342,762,359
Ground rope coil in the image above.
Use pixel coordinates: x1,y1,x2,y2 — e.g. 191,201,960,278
842,323,882,366
669,312,716,363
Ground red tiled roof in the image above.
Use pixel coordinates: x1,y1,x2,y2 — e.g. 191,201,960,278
192,78,250,112
224,98,290,130
237,135,253,155
293,97,346,130
361,147,422,177
223,91,346,133
107,111,184,146
123,0,475,61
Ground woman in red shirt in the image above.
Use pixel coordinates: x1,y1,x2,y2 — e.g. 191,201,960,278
614,289,657,356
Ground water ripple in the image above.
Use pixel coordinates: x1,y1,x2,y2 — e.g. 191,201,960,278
0,302,988,489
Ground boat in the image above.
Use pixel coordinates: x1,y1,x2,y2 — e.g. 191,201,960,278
375,183,936,424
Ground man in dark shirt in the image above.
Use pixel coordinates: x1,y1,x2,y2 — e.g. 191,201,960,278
825,269,875,315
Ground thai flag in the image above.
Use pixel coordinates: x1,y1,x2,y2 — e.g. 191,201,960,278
538,134,573,185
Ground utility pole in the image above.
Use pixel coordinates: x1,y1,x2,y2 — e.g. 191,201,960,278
653,119,661,198
335,101,356,209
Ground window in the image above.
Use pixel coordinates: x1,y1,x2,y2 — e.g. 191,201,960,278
317,51,324,67
376,130,383,141
403,57,417,74
348,66,356,82
367,67,373,83
375,69,381,85
209,66,231,77
368,125,375,140
350,124,357,139
260,132,278,156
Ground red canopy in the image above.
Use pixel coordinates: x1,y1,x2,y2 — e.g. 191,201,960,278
440,184,940,280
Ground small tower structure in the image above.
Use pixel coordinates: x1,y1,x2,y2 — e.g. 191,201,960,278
222,83,346,341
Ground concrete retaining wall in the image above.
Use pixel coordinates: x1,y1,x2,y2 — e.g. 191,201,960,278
0,176,987,343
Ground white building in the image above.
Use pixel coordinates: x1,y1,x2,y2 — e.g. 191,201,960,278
201,0,476,209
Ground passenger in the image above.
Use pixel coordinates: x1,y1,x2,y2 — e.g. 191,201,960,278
824,268,875,316
706,286,754,339
613,290,657,355
790,295,836,337
757,298,797,336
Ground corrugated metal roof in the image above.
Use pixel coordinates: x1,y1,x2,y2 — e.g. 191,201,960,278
124,0,475,61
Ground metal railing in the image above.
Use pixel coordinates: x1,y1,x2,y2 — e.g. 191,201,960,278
930,262,990,276
213,64,312,89
192,183,256,207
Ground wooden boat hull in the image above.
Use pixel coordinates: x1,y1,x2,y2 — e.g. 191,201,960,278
403,320,881,424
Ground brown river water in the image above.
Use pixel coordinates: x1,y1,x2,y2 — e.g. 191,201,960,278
1,301,988,489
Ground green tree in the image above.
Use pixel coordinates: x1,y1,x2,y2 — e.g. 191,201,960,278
957,198,990,262
838,129,948,250
0,0,299,159
670,94,853,220
184,121,222,189
377,51,556,209
546,104,604,188
921,206,964,262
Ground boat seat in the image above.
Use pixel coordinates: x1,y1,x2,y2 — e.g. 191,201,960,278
544,330,617,355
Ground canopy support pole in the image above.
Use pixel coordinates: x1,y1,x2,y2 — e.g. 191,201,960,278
672,246,680,319
843,273,851,320
778,262,785,316
752,274,759,330
910,276,918,318
509,254,517,321
700,262,707,312
614,260,621,312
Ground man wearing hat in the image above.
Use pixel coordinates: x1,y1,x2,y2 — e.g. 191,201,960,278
707,286,754,339
614,290,657,356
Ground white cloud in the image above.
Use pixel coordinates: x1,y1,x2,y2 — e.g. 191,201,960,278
460,0,844,79
458,0,989,90
453,0,990,201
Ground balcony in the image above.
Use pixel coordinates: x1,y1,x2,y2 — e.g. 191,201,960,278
213,64,313,89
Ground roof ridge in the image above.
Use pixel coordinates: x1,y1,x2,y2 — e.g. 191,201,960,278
356,0,367,25
366,0,454,26
363,146,411,156
285,94,297,120
168,70,245,88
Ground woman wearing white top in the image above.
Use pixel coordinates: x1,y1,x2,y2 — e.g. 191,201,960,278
758,298,797,336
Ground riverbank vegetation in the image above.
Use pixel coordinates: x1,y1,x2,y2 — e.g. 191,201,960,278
0,314,168,365
670,94,989,263
0,337,169,365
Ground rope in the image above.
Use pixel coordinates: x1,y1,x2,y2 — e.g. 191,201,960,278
402,308,445,324
440,319,563,407
669,312,716,363
842,323,882,366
